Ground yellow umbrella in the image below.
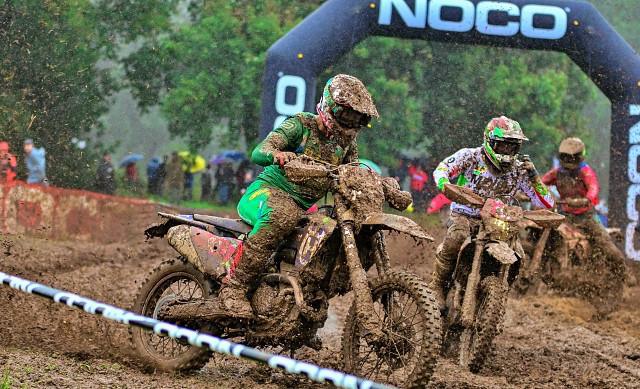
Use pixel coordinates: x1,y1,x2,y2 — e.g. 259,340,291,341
178,151,207,173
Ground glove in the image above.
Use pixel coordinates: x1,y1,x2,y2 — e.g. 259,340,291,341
567,197,590,208
273,151,297,168
520,155,539,179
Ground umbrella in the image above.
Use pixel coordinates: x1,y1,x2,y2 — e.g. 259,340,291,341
147,156,162,170
178,151,207,173
359,158,382,174
119,153,143,168
220,150,246,161
210,150,246,165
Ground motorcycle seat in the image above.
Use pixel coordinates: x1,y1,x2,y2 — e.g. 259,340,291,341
193,214,252,234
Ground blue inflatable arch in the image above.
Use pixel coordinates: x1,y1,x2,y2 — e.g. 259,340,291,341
259,0,640,260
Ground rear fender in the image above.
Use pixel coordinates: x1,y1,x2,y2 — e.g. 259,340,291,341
167,225,242,278
361,213,434,241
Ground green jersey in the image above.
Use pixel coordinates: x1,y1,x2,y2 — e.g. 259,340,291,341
251,112,358,209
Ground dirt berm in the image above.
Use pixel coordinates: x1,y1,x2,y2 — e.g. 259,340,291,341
0,204,639,388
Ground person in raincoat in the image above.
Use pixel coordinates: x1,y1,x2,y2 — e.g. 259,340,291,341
161,152,183,202
23,139,47,185
218,74,380,318
95,152,116,194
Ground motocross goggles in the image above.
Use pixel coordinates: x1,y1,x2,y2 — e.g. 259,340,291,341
489,138,521,156
333,104,372,128
559,152,582,165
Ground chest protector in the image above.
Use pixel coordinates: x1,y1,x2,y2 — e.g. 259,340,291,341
293,113,354,199
556,169,587,199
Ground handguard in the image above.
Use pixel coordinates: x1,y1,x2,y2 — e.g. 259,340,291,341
382,177,412,210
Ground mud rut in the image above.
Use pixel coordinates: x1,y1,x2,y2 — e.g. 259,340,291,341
1,219,639,388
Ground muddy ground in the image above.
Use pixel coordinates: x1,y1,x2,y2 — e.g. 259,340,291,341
1,212,639,388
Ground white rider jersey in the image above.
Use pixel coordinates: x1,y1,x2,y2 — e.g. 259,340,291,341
433,147,554,218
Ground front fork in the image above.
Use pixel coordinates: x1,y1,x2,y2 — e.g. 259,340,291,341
334,193,384,341
461,229,486,328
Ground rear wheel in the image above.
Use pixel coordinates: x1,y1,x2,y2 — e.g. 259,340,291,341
458,276,507,373
342,271,441,388
130,258,213,372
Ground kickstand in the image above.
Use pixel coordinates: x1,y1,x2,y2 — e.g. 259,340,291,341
289,348,295,359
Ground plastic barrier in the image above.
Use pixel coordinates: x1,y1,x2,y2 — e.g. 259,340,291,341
0,272,393,389
0,181,156,244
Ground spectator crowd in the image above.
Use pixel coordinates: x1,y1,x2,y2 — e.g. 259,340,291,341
0,138,443,213
93,150,256,206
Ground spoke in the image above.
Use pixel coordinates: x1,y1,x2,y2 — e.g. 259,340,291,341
363,354,384,378
404,304,421,327
357,347,376,370
396,293,414,322
386,330,422,349
390,335,409,372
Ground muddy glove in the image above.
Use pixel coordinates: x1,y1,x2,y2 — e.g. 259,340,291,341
382,177,412,211
520,154,539,179
273,151,297,168
567,197,590,208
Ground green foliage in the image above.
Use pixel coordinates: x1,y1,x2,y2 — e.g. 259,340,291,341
327,40,594,170
3,0,637,192
0,0,116,188
122,0,322,152
0,369,10,389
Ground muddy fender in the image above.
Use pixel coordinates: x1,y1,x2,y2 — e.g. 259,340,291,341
486,241,518,265
362,213,434,241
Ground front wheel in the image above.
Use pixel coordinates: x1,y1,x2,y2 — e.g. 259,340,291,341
130,258,213,372
342,271,441,388
458,276,507,373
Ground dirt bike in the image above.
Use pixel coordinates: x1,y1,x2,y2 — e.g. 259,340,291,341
517,199,626,315
132,156,442,388
439,183,564,373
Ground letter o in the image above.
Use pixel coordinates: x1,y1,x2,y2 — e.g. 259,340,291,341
520,5,567,40
476,1,520,36
428,0,475,33
628,145,640,183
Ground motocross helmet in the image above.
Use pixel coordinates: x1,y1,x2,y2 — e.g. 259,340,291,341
316,74,379,140
483,116,528,170
558,137,585,170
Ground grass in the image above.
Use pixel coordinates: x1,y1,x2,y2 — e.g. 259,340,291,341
1,369,11,389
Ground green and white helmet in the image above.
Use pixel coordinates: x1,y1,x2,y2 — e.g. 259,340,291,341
482,116,528,170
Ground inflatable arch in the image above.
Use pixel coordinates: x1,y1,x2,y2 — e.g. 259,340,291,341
259,0,640,259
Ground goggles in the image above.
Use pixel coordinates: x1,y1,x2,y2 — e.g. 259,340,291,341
490,139,521,156
332,104,371,128
559,152,582,165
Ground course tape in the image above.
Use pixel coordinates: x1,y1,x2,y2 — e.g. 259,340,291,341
0,272,393,389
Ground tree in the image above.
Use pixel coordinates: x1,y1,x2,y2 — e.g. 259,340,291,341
121,0,322,152
0,0,116,188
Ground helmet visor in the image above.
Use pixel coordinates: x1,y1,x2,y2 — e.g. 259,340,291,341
559,152,582,165
490,139,521,156
333,104,371,128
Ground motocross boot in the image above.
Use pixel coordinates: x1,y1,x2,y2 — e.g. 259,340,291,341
217,240,272,319
428,251,455,310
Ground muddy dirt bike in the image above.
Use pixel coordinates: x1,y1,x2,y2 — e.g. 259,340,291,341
132,156,442,388
439,183,564,373
516,200,626,315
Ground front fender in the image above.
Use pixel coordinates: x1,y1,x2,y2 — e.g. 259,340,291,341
486,241,518,265
361,213,434,241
